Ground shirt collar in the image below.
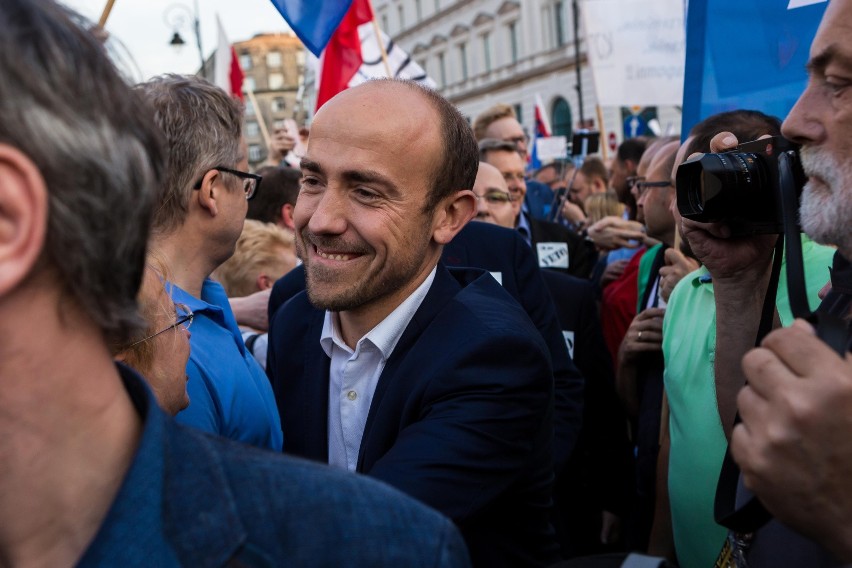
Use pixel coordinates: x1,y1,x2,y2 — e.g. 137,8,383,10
167,279,222,315
516,211,532,245
320,266,437,360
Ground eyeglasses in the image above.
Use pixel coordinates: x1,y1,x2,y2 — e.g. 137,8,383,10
504,134,529,146
626,175,646,189
128,311,193,348
635,180,673,195
475,190,515,204
193,167,262,200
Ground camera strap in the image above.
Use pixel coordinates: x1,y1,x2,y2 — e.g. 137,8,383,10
714,151,850,536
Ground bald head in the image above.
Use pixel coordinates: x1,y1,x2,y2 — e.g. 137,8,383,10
316,80,479,211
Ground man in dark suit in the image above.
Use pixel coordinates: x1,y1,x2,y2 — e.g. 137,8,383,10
0,2,469,566
479,139,595,278
540,270,634,556
271,220,585,470
267,80,560,567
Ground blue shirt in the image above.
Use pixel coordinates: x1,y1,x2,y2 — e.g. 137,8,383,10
171,279,283,451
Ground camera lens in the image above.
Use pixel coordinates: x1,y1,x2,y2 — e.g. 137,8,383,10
676,152,770,223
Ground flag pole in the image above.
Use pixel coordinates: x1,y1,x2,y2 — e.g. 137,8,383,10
596,104,608,162
244,87,273,149
366,0,393,78
98,0,117,27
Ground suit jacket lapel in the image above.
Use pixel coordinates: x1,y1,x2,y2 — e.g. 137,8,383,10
302,309,331,462
356,263,461,470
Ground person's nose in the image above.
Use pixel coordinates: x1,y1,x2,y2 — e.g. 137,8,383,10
781,82,827,146
306,188,348,236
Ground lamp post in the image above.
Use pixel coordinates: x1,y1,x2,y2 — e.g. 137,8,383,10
164,1,204,73
572,0,585,125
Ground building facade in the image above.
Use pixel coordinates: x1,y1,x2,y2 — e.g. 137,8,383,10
203,33,307,170
304,0,680,158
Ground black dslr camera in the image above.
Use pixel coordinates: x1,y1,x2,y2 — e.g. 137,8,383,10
676,136,805,235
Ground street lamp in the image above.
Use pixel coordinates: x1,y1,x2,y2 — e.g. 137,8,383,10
168,31,186,51
164,2,204,72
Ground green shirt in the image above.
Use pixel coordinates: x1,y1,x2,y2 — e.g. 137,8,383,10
662,235,835,568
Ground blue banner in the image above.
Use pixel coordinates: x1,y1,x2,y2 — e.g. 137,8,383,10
268,0,353,56
682,0,827,136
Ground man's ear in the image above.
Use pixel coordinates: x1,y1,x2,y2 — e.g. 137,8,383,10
279,203,296,231
592,177,607,194
0,144,48,297
256,273,274,291
432,190,477,245
195,169,222,217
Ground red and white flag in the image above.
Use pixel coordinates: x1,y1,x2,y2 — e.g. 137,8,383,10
315,0,434,110
534,94,552,138
214,15,244,101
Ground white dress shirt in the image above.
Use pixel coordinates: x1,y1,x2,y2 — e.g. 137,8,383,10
320,266,437,471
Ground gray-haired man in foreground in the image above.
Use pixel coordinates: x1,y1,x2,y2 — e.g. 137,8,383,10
0,1,468,565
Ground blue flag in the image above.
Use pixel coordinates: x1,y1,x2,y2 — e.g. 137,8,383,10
682,0,827,135
268,0,354,56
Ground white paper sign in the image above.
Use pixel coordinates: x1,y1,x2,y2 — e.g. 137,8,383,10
535,136,568,161
582,0,685,106
536,242,570,269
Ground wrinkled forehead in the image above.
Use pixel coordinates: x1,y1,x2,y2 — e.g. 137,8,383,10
309,84,443,178
485,116,525,139
475,162,510,191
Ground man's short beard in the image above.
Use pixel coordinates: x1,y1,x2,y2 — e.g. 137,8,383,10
297,222,434,314
798,146,852,259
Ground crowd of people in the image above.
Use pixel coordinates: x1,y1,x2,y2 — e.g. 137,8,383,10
2,0,852,566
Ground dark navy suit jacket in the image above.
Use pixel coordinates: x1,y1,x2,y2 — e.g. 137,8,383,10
268,264,560,568
539,270,635,555
270,222,584,468
81,365,470,567
528,216,596,279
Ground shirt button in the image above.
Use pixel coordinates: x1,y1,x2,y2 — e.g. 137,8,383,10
347,390,357,401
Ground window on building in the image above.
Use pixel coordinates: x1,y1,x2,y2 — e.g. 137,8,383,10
248,144,263,163
482,33,491,72
239,53,252,70
397,4,405,30
271,97,286,113
268,73,284,90
513,103,523,124
244,76,256,92
434,0,440,11
415,0,422,21
382,13,389,32
246,121,260,138
266,51,282,67
438,52,446,87
508,21,519,63
458,43,468,81
551,97,573,138
244,99,255,116
554,1,566,47
296,50,306,67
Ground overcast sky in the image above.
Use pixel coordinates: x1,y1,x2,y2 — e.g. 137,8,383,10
61,0,293,81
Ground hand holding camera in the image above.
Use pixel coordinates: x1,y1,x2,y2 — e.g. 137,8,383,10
678,132,782,285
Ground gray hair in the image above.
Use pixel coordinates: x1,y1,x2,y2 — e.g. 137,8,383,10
0,0,166,345
136,75,244,234
478,138,519,161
